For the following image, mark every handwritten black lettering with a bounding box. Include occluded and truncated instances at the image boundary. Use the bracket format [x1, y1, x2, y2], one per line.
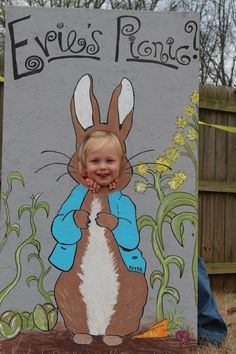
[8, 17, 103, 80]
[8, 15, 44, 80]
[115, 15, 198, 70]
[129, 266, 143, 273]
[8, 14, 198, 80]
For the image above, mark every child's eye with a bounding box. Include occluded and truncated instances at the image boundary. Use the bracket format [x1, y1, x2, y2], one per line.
[91, 159, 99, 163]
[107, 159, 114, 163]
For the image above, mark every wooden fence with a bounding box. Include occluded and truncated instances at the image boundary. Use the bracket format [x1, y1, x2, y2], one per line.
[199, 85, 236, 291]
[0, 82, 236, 291]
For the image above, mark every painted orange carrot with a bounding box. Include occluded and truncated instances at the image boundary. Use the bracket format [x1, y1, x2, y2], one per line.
[134, 319, 169, 338]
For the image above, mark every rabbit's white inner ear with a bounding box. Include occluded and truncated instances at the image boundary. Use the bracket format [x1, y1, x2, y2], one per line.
[74, 75, 93, 129]
[118, 78, 134, 124]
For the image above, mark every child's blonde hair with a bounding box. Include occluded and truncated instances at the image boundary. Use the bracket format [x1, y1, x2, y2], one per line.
[79, 131, 126, 173]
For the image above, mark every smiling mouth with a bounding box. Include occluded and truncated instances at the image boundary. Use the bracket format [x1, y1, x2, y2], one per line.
[98, 174, 109, 178]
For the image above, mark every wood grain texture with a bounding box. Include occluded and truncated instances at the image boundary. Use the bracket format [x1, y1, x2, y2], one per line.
[200, 86, 216, 263]
[224, 102, 236, 291]
[199, 85, 236, 291]
[199, 180, 236, 193]
[206, 262, 236, 274]
[212, 86, 228, 289]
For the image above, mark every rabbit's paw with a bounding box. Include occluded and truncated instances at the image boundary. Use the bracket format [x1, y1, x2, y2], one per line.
[73, 333, 93, 345]
[74, 210, 91, 229]
[86, 178, 101, 193]
[96, 212, 118, 230]
[103, 335, 123, 346]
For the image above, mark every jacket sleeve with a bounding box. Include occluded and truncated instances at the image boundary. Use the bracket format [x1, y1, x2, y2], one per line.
[51, 186, 86, 245]
[112, 195, 140, 250]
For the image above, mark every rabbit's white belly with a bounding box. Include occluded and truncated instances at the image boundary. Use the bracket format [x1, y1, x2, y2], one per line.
[78, 196, 120, 335]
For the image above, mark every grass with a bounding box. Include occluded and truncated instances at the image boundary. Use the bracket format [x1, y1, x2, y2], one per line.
[197, 292, 236, 354]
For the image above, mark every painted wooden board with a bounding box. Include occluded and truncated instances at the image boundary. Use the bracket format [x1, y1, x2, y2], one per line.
[0, 7, 199, 353]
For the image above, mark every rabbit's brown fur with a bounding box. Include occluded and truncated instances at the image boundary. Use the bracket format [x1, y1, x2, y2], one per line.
[54, 74, 148, 338]
[55, 190, 147, 336]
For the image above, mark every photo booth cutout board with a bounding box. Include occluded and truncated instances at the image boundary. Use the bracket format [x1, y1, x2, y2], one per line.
[0, 7, 199, 352]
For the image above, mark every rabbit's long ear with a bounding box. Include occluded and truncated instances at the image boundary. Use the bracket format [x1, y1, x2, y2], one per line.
[107, 78, 134, 141]
[70, 74, 100, 144]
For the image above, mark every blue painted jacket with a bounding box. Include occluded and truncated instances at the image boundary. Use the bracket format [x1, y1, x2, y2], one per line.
[49, 185, 146, 273]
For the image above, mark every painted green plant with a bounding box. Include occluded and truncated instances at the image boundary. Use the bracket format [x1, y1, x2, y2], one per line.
[26, 253, 54, 304]
[0, 193, 49, 306]
[0, 311, 22, 339]
[0, 171, 57, 339]
[135, 91, 198, 322]
[166, 299, 191, 336]
[0, 172, 24, 252]
[0, 303, 58, 339]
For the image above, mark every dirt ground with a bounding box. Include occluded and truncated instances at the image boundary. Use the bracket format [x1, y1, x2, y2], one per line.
[2, 291, 235, 354]
[197, 292, 236, 354]
[0, 328, 197, 354]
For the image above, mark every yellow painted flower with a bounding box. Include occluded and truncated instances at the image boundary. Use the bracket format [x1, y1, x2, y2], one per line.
[155, 156, 171, 173]
[173, 132, 185, 146]
[168, 179, 179, 191]
[189, 143, 196, 150]
[135, 161, 149, 176]
[165, 146, 180, 162]
[168, 172, 187, 190]
[190, 91, 199, 105]
[184, 105, 195, 117]
[187, 128, 198, 141]
[134, 181, 148, 194]
[176, 117, 188, 128]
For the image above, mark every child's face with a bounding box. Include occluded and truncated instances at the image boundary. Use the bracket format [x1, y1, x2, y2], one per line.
[85, 142, 121, 187]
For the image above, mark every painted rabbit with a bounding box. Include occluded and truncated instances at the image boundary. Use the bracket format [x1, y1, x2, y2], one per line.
[49, 74, 148, 346]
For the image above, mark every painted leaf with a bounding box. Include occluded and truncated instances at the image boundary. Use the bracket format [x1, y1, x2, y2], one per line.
[18, 205, 31, 218]
[27, 252, 39, 262]
[150, 270, 164, 288]
[7, 171, 25, 190]
[137, 215, 156, 232]
[32, 193, 42, 208]
[171, 212, 198, 246]
[47, 290, 55, 298]
[44, 266, 52, 277]
[26, 275, 38, 287]
[180, 151, 191, 158]
[165, 255, 185, 278]
[33, 303, 57, 331]
[43, 303, 55, 312]
[0, 192, 7, 201]
[163, 214, 172, 223]
[26, 313, 34, 331]
[9, 223, 20, 237]
[30, 240, 41, 254]
[36, 201, 50, 217]
[164, 287, 180, 303]
[33, 304, 49, 331]
[0, 312, 22, 339]
[47, 308, 58, 330]
[163, 211, 184, 246]
[43, 303, 58, 330]
[156, 192, 197, 246]
[21, 312, 34, 331]
[1, 311, 15, 322]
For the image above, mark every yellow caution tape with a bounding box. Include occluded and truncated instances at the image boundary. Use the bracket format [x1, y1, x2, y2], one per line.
[199, 121, 236, 134]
